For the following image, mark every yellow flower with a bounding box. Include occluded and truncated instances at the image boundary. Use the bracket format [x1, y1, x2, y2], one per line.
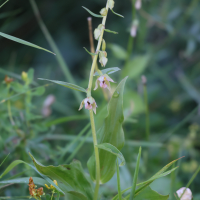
[45, 180, 58, 190]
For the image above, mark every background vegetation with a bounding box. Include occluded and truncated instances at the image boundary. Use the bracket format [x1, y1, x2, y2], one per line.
[0, 0, 200, 199]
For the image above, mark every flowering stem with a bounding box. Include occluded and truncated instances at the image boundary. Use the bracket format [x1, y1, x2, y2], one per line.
[87, 1, 109, 97]
[89, 109, 100, 200]
[87, 1, 109, 199]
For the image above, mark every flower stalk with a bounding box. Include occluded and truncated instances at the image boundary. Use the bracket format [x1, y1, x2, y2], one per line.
[86, 1, 109, 199]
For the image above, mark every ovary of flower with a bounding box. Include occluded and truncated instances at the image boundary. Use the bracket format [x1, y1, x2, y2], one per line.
[94, 75, 114, 91]
[176, 187, 192, 200]
[135, 0, 142, 10]
[79, 97, 97, 114]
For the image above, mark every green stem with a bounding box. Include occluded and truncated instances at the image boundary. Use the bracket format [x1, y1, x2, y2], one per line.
[116, 160, 122, 200]
[86, 2, 109, 199]
[90, 110, 100, 200]
[7, 100, 15, 126]
[143, 84, 150, 141]
[29, 0, 83, 103]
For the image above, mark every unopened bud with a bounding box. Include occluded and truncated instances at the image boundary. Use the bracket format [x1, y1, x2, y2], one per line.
[21, 71, 28, 82]
[102, 39, 106, 51]
[130, 19, 139, 37]
[108, 0, 115, 9]
[100, 8, 107, 16]
[135, 0, 142, 10]
[94, 24, 104, 40]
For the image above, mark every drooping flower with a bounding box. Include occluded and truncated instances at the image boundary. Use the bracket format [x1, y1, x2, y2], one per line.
[135, 0, 142, 10]
[94, 74, 114, 91]
[176, 187, 192, 200]
[99, 51, 108, 67]
[79, 97, 97, 114]
[94, 24, 104, 40]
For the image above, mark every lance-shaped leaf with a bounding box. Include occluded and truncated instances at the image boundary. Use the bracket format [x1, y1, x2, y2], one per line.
[104, 29, 118, 34]
[0, 32, 55, 55]
[0, 177, 48, 186]
[82, 6, 103, 18]
[83, 47, 98, 56]
[96, 143, 125, 166]
[94, 67, 121, 76]
[29, 153, 94, 200]
[38, 78, 87, 93]
[87, 77, 128, 184]
[111, 9, 124, 18]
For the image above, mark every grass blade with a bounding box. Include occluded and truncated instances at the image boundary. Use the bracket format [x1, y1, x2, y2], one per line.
[0, 153, 10, 167]
[129, 147, 141, 200]
[179, 166, 200, 200]
[0, 0, 9, 9]
[0, 32, 55, 55]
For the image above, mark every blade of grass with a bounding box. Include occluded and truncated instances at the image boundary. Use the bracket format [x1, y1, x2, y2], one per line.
[129, 147, 141, 200]
[116, 159, 122, 200]
[0, 32, 55, 55]
[179, 166, 200, 200]
[170, 163, 176, 200]
[29, 0, 83, 103]
[0, 153, 10, 167]
[0, 0, 9, 9]
[46, 115, 89, 127]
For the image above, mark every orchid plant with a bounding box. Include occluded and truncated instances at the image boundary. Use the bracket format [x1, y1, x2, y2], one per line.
[0, 0, 184, 200]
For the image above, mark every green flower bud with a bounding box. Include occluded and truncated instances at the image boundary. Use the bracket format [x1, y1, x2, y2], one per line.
[94, 28, 101, 40]
[94, 24, 105, 40]
[99, 51, 108, 67]
[102, 39, 106, 51]
[21, 71, 28, 82]
[100, 8, 108, 16]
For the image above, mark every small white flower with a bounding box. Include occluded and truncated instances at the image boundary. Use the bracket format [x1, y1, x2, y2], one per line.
[135, 0, 142, 10]
[176, 187, 192, 200]
[94, 74, 114, 91]
[79, 97, 97, 114]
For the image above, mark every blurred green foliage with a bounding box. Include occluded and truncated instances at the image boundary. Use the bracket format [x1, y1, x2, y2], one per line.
[0, 0, 200, 199]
